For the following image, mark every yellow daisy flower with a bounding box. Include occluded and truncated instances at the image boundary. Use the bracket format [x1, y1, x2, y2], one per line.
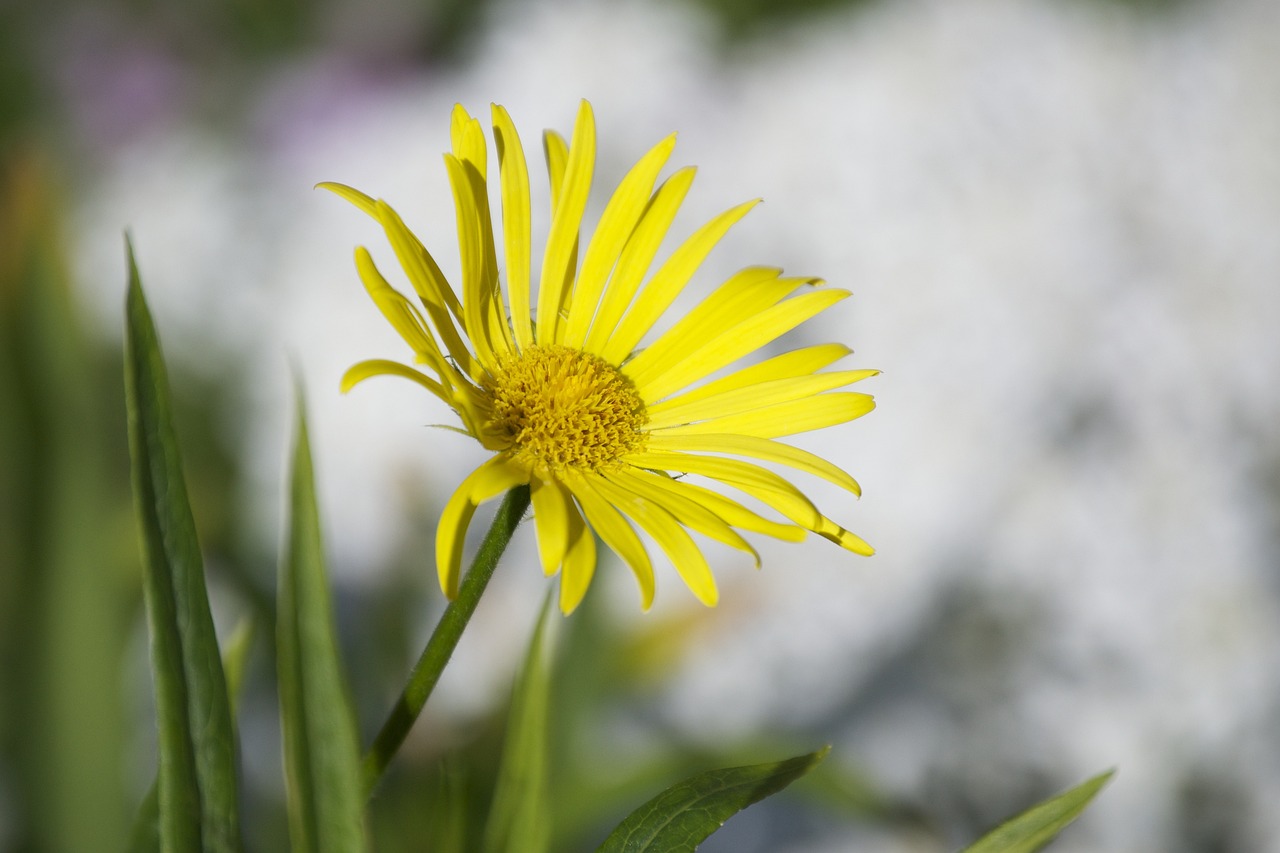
[323, 100, 876, 614]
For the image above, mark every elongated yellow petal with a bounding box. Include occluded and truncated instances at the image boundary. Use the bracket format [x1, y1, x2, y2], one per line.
[558, 505, 596, 614]
[492, 104, 534, 350]
[626, 450, 822, 529]
[354, 248, 451, 373]
[600, 469, 759, 566]
[544, 129, 569, 212]
[646, 371, 878, 430]
[450, 104, 487, 179]
[655, 392, 875, 439]
[602, 198, 760, 365]
[622, 267, 791, 387]
[530, 477, 573, 576]
[584, 167, 696, 356]
[647, 433, 862, 497]
[541, 126, 578, 344]
[449, 110, 514, 358]
[815, 516, 875, 555]
[647, 344, 852, 414]
[640, 288, 850, 402]
[539, 101, 595, 345]
[561, 133, 678, 348]
[445, 155, 514, 368]
[316, 181, 378, 217]
[569, 475, 655, 610]
[436, 458, 530, 598]
[599, 482, 718, 607]
[633, 476, 807, 543]
[340, 359, 448, 399]
[374, 201, 477, 379]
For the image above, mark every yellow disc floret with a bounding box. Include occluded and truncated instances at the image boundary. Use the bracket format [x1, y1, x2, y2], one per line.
[483, 345, 647, 473]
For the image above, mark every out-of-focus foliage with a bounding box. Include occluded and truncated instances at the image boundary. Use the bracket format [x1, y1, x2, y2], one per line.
[0, 153, 134, 853]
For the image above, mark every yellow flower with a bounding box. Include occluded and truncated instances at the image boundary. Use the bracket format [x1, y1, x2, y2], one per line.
[323, 100, 876, 614]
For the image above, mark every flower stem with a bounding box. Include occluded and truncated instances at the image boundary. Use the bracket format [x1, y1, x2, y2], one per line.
[361, 485, 531, 798]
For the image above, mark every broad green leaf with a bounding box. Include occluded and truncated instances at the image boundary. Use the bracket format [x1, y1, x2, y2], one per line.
[278, 393, 367, 853]
[961, 770, 1115, 853]
[124, 239, 242, 853]
[128, 620, 256, 853]
[483, 594, 555, 853]
[597, 747, 830, 853]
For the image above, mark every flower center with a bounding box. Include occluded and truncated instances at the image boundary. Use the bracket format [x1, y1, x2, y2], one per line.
[484, 344, 648, 472]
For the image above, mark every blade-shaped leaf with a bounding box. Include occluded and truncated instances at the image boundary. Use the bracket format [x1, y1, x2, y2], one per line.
[483, 594, 555, 853]
[128, 619, 256, 853]
[961, 770, 1115, 853]
[597, 747, 830, 853]
[124, 239, 242, 853]
[278, 393, 367, 853]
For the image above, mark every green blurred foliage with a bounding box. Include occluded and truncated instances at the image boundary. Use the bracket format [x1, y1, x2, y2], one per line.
[0, 152, 134, 853]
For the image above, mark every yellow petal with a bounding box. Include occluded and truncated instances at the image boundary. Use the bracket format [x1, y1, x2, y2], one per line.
[341, 357, 449, 398]
[374, 201, 477, 379]
[655, 392, 875, 439]
[354, 248, 449, 372]
[626, 450, 822, 529]
[647, 344, 852, 414]
[647, 433, 863, 497]
[601, 198, 760, 365]
[815, 516, 875, 556]
[538, 101, 595, 345]
[639, 288, 850, 402]
[450, 104, 487, 180]
[316, 181, 378, 217]
[645, 371, 877, 430]
[543, 129, 569, 213]
[568, 474, 655, 610]
[635, 476, 807, 543]
[561, 133, 678, 349]
[530, 476, 573, 576]
[622, 267, 793, 388]
[558, 505, 597, 614]
[492, 104, 534, 350]
[600, 469, 759, 567]
[583, 167, 696, 356]
[601, 484, 718, 607]
[444, 154, 512, 368]
[435, 458, 530, 598]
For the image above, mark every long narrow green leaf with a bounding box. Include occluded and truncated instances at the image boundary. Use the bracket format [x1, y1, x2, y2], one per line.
[278, 392, 367, 853]
[961, 770, 1115, 853]
[597, 747, 830, 853]
[124, 238, 242, 853]
[128, 619, 256, 853]
[483, 594, 555, 853]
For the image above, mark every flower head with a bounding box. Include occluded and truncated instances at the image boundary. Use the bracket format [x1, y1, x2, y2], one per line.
[323, 100, 876, 613]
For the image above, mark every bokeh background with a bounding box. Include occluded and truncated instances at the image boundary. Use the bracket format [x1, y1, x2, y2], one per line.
[4, 0, 1280, 850]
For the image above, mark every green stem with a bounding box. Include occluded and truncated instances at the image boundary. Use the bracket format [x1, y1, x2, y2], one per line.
[361, 485, 531, 798]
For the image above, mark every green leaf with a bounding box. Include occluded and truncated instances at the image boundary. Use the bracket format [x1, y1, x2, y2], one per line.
[483, 594, 555, 853]
[128, 620, 256, 853]
[961, 770, 1115, 853]
[124, 238, 242, 853]
[278, 391, 367, 853]
[597, 747, 830, 853]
